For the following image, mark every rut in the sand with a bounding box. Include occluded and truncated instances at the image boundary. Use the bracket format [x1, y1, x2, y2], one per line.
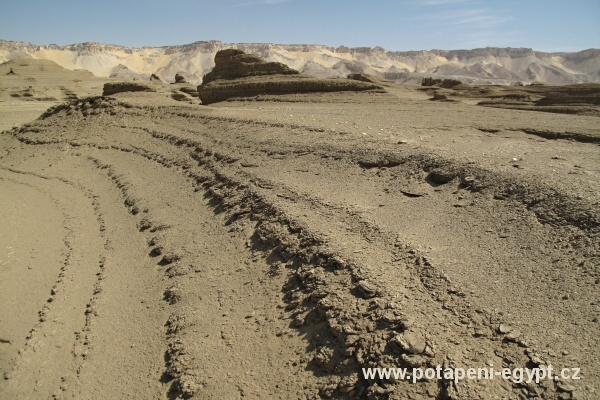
[0, 162, 169, 399]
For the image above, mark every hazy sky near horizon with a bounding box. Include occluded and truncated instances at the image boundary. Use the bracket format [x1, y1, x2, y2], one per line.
[0, 0, 598, 52]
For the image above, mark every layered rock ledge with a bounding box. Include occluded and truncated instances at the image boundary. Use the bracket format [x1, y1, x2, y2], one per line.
[198, 49, 383, 104]
[103, 82, 157, 96]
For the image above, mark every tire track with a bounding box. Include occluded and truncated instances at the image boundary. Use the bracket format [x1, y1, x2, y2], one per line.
[0, 155, 170, 399]
[0, 167, 104, 399]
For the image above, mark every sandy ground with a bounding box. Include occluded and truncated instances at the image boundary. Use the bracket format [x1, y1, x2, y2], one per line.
[0, 62, 599, 399]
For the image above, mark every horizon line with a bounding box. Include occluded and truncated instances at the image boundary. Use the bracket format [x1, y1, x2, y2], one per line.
[0, 38, 597, 54]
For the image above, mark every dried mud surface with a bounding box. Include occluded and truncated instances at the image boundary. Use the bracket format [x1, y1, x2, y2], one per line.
[0, 70, 599, 400]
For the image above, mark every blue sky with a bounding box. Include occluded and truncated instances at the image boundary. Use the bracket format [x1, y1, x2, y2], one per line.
[0, 0, 598, 52]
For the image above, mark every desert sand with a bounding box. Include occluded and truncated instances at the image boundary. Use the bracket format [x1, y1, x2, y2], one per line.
[0, 57, 598, 400]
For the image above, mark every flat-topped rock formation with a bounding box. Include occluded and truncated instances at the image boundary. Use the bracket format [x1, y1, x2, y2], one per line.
[201, 49, 299, 85]
[102, 82, 157, 96]
[198, 50, 383, 104]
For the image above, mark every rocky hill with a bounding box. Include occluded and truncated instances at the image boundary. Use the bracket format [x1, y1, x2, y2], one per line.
[1, 40, 599, 85]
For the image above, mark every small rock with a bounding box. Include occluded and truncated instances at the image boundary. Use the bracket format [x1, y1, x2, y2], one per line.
[310, 288, 329, 302]
[338, 374, 359, 392]
[373, 385, 391, 394]
[291, 315, 305, 327]
[395, 331, 427, 354]
[356, 280, 378, 298]
[557, 382, 576, 393]
[530, 354, 544, 365]
[498, 324, 512, 334]
[159, 252, 181, 266]
[318, 296, 337, 312]
[429, 167, 459, 184]
[314, 347, 336, 372]
[345, 335, 360, 346]
[504, 330, 521, 342]
[432, 92, 447, 100]
[402, 354, 428, 367]
[163, 287, 181, 304]
[342, 347, 355, 356]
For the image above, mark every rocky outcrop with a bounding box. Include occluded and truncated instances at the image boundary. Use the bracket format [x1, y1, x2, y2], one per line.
[102, 82, 157, 96]
[421, 77, 462, 88]
[347, 73, 376, 83]
[198, 75, 384, 104]
[178, 86, 199, 98]
[430, 92, 455, 102]
[201, 49, 299, 85]
[197, 50, 383, 104]
[175, 73, 187, 83]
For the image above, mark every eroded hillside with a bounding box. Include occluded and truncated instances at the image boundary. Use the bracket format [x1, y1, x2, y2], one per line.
[1, 39, 599, 85]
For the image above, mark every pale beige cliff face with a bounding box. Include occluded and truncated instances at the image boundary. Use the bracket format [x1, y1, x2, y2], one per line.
[2, 40, 599, 85]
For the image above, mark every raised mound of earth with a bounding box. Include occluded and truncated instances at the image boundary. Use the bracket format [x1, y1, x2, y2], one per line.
[197, 49, 384, 104]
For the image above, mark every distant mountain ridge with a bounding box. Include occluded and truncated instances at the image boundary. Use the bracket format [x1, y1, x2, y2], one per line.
[1, 40, 599, 85]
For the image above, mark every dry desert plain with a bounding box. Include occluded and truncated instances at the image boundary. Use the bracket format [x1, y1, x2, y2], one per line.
[0, 59, 599, 399]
